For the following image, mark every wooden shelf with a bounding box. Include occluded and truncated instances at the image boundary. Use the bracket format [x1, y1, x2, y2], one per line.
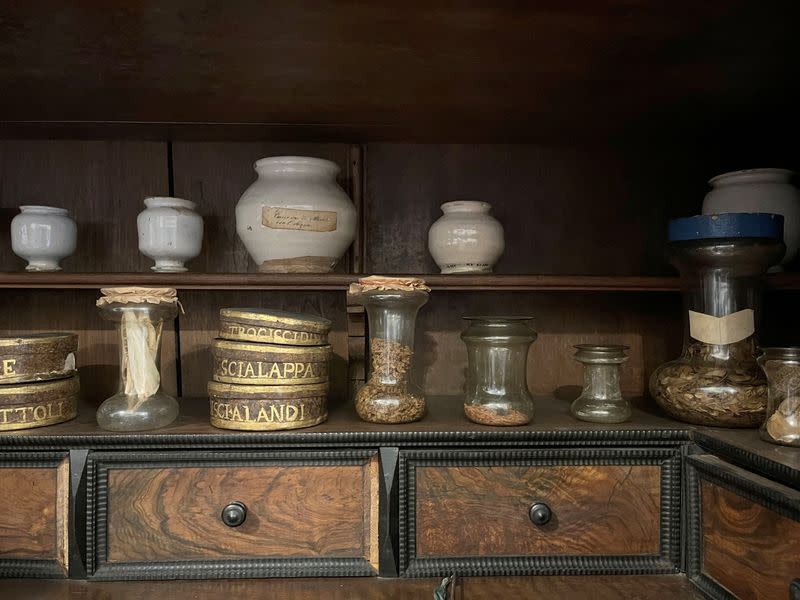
[0, 272, 798, 292]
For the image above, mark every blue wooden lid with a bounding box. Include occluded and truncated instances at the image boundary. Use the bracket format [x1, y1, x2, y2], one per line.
[668, 213, 784, 242]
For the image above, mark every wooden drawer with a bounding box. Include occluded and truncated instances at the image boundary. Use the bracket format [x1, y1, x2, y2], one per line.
[87, 451, 379, 580]
[400, 448, 681, 577]
[687, 454, 800, 600]
[0, 452, 69, 578]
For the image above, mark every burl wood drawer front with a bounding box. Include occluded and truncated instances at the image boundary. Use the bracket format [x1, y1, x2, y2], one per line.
[688, 454, 800, 600]
[0, 453, 69, 578]
[88, 451, 379, 580]
[400, 449, 682, 577]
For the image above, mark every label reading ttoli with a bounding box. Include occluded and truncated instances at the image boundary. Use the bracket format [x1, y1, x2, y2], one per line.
[262, 207, 337, 232]
[688, 309, 755, 345]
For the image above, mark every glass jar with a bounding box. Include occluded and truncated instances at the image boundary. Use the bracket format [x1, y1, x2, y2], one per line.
[97, 290, 180, 431]
[351, 278, 429, 423]
[461, 316, 537, 426]
[758, 347, 800, 446]
[649, 213, 785, 427]
[571, 345, 630, 423]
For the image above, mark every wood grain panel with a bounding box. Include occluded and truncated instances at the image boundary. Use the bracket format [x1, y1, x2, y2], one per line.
[702, 481, 800, 600]
[0, 574, 705, 600]
[106, 459, 378, 562]
[0, 458, 69, 571]
[171, 142, 353, 274]
[0, 140, 168, 272]
[364, 143, 706, 275]
[176, 290, 347, 401]
[415, 464, 661, 557]
[415, 291, 682, 397]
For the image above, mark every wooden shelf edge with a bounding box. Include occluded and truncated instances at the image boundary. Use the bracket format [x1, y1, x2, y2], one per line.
[0, 272, 797, 292]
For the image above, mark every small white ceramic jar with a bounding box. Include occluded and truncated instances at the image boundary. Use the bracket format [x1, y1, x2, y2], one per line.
[137, 197, 203, 272]
[11, 205, 77, 271]
[702, 168, 800, 268]
[236, 156, 357, 273]
[428, 201, 504, 274]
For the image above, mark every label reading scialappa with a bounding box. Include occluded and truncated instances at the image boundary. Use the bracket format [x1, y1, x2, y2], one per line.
[262, 206, 338, 232]
[214, 358, 329, 384]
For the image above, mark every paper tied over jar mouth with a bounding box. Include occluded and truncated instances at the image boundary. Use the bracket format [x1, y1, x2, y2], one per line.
[348, 275, 431, 295]
[96, 287, 185, 313]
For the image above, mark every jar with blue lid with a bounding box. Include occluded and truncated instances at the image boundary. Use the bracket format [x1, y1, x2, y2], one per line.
[649, 213, 785, 426]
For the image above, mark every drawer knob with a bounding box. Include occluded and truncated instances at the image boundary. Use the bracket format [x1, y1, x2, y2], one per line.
[221, 501, 247, 527]
[528, 502, 552, 526]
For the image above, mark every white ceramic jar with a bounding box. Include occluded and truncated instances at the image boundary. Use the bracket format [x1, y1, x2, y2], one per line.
[428, 201, 504, 274]
[702, 168, 800, 267]
[11, 205, 77, 271]
[236, 156, 357, 273]
[137, 197, 204, 272]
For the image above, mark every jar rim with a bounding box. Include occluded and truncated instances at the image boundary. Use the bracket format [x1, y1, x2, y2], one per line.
[709, 168, 794, 185]
[574, 344, 630, 352]
[254, 156, 340, 177]
[441, 200, 491, 213]
[463, 315, 534, 322]
[144, 196, 197, 210]
[760, 346, 800, 358]
[19, 205, 69, 215]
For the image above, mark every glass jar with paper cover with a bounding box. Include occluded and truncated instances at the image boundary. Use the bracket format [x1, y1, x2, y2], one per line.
[96, 287, 181, 431]
[649, 214, 785, 426]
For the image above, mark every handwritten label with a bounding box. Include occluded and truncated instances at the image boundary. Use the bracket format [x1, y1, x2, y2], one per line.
[262, 207, 337, 232]
[689, 309, 755, 345]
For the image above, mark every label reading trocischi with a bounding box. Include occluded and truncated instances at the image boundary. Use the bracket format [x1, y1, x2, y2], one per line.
[262, 206, 338, 232]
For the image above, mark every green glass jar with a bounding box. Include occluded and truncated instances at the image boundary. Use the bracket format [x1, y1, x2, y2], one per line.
[461, 316, 536, 426]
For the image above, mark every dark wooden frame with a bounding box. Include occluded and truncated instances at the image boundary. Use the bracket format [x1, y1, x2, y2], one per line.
[685, 452, 800, 600]
[85, 449, 379, 581]
[398, 447, 683, 578]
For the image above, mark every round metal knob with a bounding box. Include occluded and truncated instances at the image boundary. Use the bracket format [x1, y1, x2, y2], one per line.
[528, 502, 552, 526]
[221, 501, 247, 527]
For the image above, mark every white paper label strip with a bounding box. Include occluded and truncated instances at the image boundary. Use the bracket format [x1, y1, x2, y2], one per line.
[688, 309, 755, 346]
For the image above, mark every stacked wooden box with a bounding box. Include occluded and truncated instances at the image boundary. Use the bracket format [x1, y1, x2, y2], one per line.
[0, 333, 79, 430]
[208, 308, 332, 430]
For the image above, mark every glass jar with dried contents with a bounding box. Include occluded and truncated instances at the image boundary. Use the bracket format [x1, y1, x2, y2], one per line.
[96, 287, 181, 431]
[350, 276, 429, 423]
[758, 348, 800, 446]
[649, 214, 785, 426]
[571, 344, 631, 424]
[461, 316, 537, 426]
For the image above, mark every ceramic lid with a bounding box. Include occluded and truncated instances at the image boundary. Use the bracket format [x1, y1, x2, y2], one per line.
[219, 308, 332, 333]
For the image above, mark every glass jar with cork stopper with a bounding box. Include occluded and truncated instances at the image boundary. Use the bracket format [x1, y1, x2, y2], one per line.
[349, 276, 429, 423]
[96, 287, 181, 431]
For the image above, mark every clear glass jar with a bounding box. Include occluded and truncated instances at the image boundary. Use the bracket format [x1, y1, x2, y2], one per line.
[758, 347, 800, 446]
[461, 316, 537, 426]
[649, 213, 785, 427]
[571, 345, 631, 423]
[353, 287, 429, 423]
[97, 301, 179, 431]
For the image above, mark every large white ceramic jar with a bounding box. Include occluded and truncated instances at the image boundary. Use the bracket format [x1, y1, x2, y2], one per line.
[702, 168, 800, 267]
[428, 201, 504, 274]
[11, 205, 77, 271]
[236, 156, 357, 273]
[137, 197, 204, 272]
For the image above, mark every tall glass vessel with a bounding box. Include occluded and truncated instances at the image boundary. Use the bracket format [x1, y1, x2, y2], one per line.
[571, 345, 630, 423]
[351, 278, 429, 423]
[649, 213, 784, 426]
[461, 316, 536, 426]
[96, 288, 180, 431]
[758, 347, 800, 446]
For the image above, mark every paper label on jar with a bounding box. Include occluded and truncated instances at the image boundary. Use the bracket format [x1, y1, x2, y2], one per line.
[262, 207, 337, 232]
[688, 309, 754, 345]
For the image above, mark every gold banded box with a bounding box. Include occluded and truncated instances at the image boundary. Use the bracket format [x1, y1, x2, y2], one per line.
[0, 333, 78, 384]
[208, 380, 328, 431]
[0, 375, 79, 431]
[211, 339, 331, 385]
[219, 308, 331, 346]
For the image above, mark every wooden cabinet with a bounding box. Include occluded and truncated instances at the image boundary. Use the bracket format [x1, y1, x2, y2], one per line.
[86, 451, 380, 580]
[400, 448, 682, 577]
[0, 453, 69, 577]
[687, 454, 800, 600]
